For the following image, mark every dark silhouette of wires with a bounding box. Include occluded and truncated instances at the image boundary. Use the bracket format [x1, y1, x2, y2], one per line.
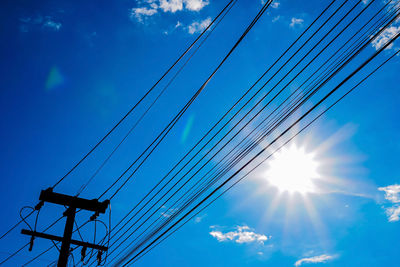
[101, 0, 370, 261]
[106, 2, 397, 259]
[52, 0, 238, 190]
[131, 44, 400, 265]
[90, 1, 339, 261]
[0, 0, 237, 256]
[121, 27, 400, 265]
[0, 0, 237, 251]
[75, 0, 239, 197]
[107, 1, 400, 264]
[96, 0, 275, 202]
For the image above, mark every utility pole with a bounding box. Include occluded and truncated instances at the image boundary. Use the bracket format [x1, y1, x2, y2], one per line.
[21, 188, 109, 267]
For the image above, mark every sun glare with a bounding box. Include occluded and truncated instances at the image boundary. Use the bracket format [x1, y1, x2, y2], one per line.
[266, 144, 319, 194]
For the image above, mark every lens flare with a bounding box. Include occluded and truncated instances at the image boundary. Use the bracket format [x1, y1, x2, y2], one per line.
[45, 66, 64, 90]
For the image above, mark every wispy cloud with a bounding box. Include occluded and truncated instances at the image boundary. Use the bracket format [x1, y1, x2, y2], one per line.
[370, 0, 400, 50]
[194, 214, 206, 223]
[42, 20, 62, 31]
[130, 7, 158, 23]
[271, 1, 280, 9]
[272, 15, 280, 23]
[372, 26, 400, 50]
[294, 254, 337, 266]
[19, 15, 62, 32]
[160, 206, 177, 218]
[384, 206, 400, 222]
[130, 0, 209, 23]
[175, 21, 182, 28]
[379, 185, 400, 203]
[260, 0, 279, 8]
[290, 17, 304, 28]
[379, 184, 400, 222]
[209, 225, 269, 244]
[187, 17, 211, 34]
[159, 0, 184, 13]
[184, 0, 210, 11]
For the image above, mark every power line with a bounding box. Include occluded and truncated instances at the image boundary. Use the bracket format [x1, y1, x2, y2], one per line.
[94, 0, 338, 258]
[97, 0, 275, 201]
[52, 0, 238, 190]
[121, 28, 400, 265]
[109, 2, 396, 257]
[113, 3, 400, 264]
[75, 0, 239, 197]
[103, 0, 366, 260]
[0, 216, 64, 266]
[131, 45, 400, 264]
[0, 0, 237, 247]
[7, 1, 397, 266]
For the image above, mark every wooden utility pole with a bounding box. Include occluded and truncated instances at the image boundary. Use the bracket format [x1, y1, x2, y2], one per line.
[21, 188, 109, 267]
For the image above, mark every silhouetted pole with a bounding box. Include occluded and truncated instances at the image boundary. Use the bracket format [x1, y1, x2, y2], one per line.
[58, 207, 76, 266]
[21, 188, 109, 267]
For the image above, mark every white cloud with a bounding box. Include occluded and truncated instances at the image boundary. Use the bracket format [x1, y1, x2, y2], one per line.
[43, 20, 62, 31]
[372, 26, 400, 50]
[272, 15, 280, 23]
[130, 0, 209, 24]
[185, 0, 209, 11]
[160, 206, 177, 218]
[261, 0, 279, 7]
[379, 184, 400, 203]
[194, 214, 206, 223]
[130, 7, 158, 23]
[159, 0, 184, 12]
[290, 17, 304, 28]
[379, 184, 400, 222]
[209, 225, 269, 244]
[271, 2, 280, 8]
[19, 15, 62, 32]
[187, 17, 211, 34]
[175, 21, 182, 28]
[294, 254, 336, 266]
[385, 205, 400, 222]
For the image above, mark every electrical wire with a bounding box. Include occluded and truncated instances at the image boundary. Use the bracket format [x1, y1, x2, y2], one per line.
[98, 0, 275, 202]
[0, 0, 239, 247]
[113, 3, 400, 262]
[103, 0, 366, 260]
[92, 0, 338, 257]
[131, 46, 400, 264]
[75, 0, 239, 197]
[0, 0, 238, 250]
[0, 215, 64, 266]
[52, 0, 238, 190]
[121, 28, 400, 265]
[108, 3, 395, 257]
[9, 1, 397, 266]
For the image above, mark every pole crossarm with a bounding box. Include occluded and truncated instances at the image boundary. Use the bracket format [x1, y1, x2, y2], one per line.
[22, 188, 110, 266]
[21, 230, 108, 251]
[39, 188, 109, 213]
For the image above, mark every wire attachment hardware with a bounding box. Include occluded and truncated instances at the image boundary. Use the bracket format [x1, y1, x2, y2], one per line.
[28, 236, 35, 251]
[81, 246, 87, 262]
[97, 250, 103, 265]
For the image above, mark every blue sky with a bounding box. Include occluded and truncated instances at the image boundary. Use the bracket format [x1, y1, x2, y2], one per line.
[1, 0, 400, 266]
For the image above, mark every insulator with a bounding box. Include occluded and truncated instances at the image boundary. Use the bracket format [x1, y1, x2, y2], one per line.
[28, 236, 35, 251]
[81, 246, 87, 262]
[97, 251, 103, 265]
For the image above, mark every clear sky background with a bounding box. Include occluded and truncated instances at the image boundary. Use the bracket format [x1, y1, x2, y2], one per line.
[0, 0, 400, 266]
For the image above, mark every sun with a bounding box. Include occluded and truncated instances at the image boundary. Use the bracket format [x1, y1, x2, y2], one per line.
[266, 144, 320, 194]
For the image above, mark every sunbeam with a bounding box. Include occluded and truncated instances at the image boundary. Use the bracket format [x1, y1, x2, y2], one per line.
[265, 144, 320, 194]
